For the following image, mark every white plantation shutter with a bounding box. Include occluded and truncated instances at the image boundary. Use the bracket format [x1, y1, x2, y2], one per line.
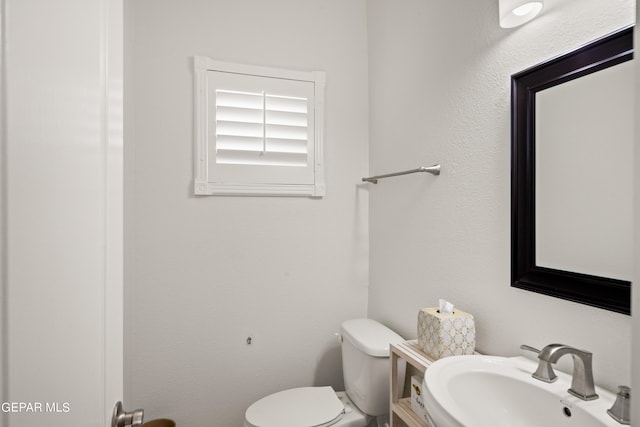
[194, 57, 325, 197]
[215, 90, 309, 167]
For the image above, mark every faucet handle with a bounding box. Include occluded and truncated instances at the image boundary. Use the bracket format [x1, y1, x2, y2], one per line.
[532, 360, 558, 383]
[520, 344, 558, 383]
[520, 344, 540, 354]
[607, 385, 631, 425]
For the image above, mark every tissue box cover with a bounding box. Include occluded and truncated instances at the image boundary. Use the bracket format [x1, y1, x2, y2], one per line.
[417, 307, 475, 360]
[410, 375, 429, 424]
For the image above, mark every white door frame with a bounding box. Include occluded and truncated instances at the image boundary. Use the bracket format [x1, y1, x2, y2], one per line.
[0, 0, 123, 426]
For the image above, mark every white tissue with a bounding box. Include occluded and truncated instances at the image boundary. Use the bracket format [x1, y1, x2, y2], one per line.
[439, 298, 454, 314]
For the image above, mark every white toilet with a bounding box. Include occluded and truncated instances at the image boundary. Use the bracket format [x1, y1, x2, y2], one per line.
[244, 318, 406, 427]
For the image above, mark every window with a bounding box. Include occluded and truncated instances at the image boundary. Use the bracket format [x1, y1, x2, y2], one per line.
[194, 57, 326, 196]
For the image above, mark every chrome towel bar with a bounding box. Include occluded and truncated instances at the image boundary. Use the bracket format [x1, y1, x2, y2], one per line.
[362, 164, 441, 184]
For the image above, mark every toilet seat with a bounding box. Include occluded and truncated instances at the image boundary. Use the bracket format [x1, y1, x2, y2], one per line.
[244, 386, 345, 427]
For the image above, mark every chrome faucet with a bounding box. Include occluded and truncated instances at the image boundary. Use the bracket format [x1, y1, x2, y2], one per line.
[521, 343, 598, 401]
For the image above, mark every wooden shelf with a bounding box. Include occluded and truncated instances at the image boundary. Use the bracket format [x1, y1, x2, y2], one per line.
[392, 398, 427, 426]
[390, 340, 433, 427]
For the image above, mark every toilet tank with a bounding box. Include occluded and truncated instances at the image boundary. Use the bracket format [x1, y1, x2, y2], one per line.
[340, 319, 405, 416]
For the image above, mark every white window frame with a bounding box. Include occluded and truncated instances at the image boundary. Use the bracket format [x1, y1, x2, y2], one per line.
[194, 56, 326, 197]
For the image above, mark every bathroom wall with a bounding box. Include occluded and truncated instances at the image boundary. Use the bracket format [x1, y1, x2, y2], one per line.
[124, 0, 370, 425]
[367, 0, 635, 392]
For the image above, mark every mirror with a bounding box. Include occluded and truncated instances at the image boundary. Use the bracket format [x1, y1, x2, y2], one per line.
[535, 61, 634, 280]
[510, 26, 633, 315]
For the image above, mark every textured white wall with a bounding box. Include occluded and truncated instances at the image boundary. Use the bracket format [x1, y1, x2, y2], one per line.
[367, 0, 635, 392]
[124, 0, 370, 425]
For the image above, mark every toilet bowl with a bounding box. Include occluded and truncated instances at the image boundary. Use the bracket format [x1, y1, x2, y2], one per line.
[243, 319, 405, 427]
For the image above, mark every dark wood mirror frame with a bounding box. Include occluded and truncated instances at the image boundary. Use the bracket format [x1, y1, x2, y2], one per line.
[511, 25, 633, 315]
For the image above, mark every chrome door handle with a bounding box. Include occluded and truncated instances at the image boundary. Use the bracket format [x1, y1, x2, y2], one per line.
[112, 401, 144, 427]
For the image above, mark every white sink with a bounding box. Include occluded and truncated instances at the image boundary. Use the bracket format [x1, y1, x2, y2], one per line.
[423, 355, 621, 427]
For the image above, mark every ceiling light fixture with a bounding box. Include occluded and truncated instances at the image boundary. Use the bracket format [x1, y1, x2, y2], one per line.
[500, 0, 544, 28]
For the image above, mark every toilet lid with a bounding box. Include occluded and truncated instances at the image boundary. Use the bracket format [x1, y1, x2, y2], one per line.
[245, 386, 344, 427]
